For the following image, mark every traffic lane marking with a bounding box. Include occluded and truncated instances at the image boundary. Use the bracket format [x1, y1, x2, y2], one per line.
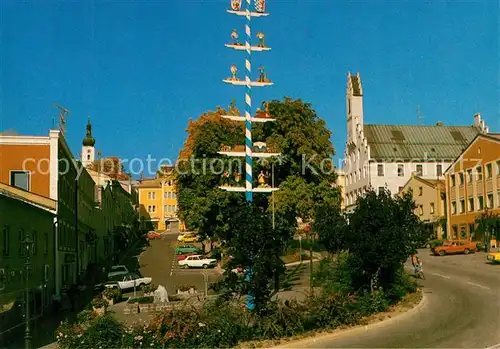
[467, 281, 490, 290]
[432, 272, 451, 279]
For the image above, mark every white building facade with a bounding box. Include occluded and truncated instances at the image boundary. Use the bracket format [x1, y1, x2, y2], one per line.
[343, 72, 489, 212]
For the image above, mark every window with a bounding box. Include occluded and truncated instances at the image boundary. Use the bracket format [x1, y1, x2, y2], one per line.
[468, 197, 474, 212]
[18, 229, 26, 257]
[459, 173, 464, 185]
[477, 166, 482, 181]
[418, 187, 423, 196]
[164, 205, 168, 213]
[32, 230, 37, 256]
[451, 175, 456, 187]
[164, 192, 168, 199]
[397, 164, 404, 177]
[148, 205, 152, 213]
[467, 169, 473, 183]
[378, 187, 384, 195]
[478, 196, 484, 210]
[419, 205, 423, 216]
[44, 265, 50, 282]
[377, 164, 384, 177]
[487, 193, 494, 208]
[436, 164, 443, 177]
[10, 170, 30, 191]
[416, 164, 423, 176]
[430, 202, 435, 214]
[0, 269, 5, 291]
[486, 163, 492, 179]
[148, 192, 156, 200]
[451, 201, 457, 215]
[459, 199, 465, 214]
[87, 154, 90, 160]
[2, 226, 9, 256]
[152, 205, 156, 212]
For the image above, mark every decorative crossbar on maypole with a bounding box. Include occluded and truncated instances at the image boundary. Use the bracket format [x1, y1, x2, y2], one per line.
[220, 0, 278, 202]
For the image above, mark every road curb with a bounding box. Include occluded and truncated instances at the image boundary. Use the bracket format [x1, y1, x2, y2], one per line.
[269, 289, 427, 348]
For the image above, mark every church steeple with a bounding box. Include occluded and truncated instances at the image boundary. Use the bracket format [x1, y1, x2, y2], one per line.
[81, 116, 96, 166]
[82, 116, 96, 146]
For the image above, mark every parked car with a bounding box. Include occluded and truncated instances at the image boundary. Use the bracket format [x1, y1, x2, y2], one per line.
[177, 231, 195, 242]
[432, 240, 477, 256]
[176, 253, 197, 261]
[107, 265, 129, 279]
[486, 252, 500, 263]
[178, 255, 217, 269]
[175, 244, 200, 255]
[147, 231, 161, 240]
[178, 234, 200, 243]
[104, 273, 152, 291]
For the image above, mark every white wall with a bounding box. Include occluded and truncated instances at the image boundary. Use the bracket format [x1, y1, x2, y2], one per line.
[370, 161, 451, 195]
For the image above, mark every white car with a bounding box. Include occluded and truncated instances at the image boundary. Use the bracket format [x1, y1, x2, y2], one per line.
[178, 255, 217, 269]
[107, 265, 129, 279]
[104, 273, 152, 291]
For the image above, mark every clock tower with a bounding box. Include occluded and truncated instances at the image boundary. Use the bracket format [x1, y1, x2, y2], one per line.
[81, 116, 96, 167]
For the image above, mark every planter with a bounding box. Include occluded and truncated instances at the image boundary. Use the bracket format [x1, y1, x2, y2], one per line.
[104, 296, 114, 306]
[92, 306, 105, 316]
[139, 304, 150, 313]
[155, 304, 163, 312]
[189, 288, 195, 294]
[131, 305, 139, 314]
[123, 306, 131, 315]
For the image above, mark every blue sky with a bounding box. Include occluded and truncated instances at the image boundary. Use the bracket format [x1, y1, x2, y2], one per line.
[1, 0, 498, 175]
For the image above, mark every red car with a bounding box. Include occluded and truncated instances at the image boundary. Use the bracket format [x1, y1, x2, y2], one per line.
[176, 253, 197, 261]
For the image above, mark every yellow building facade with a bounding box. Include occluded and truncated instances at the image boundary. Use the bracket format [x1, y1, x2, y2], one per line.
[445, 134, 500, 240]
[138, 176, 184, 232]
[399, 175, 446, 239]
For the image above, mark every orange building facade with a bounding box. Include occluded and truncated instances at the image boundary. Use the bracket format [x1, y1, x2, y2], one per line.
[445, 134, 500, 240]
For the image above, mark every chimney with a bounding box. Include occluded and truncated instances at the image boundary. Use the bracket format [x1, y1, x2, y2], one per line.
[436, 121, 443, 126]
[473, 113, 481, 127]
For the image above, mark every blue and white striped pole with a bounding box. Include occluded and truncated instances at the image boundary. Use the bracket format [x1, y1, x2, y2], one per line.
[244, 0, 256, 311]
[244, 0, 253, 203]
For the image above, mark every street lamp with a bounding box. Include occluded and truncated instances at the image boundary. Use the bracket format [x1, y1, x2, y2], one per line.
[21, 232, 34, 349]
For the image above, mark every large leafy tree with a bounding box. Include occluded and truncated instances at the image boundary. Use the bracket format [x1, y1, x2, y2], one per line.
[176, 99, 340, 310]
[346, 188, 430, 293]
[313, 204, 348, 255]
[177, 98, 341, 237]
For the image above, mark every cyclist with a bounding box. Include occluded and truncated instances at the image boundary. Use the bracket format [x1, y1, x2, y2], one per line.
[411, 252, 424, 279]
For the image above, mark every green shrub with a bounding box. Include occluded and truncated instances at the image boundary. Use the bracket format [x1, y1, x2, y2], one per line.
[136, 296, 154, 304]
[142, 283, 156, 294]
[102, 288, 122, 302]
[91, 297, 108, 309]
[56, 314, 124, 349]
[76, 310, 96, 324]
[385, 267, 417, 302]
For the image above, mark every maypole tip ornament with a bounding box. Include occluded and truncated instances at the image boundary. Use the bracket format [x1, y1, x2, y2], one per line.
[254, 0, 266, 13]
[231, 0, 242, 11]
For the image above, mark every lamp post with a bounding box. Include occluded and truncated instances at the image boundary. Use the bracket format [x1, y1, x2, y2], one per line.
[22, 232, 34, 349]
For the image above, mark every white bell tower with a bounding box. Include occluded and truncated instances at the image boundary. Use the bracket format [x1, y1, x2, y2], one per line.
[81, 116, 96, 166]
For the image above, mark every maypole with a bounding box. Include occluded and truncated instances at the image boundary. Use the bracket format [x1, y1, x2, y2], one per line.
[220, 0, 278, 310]
[244, 0, 253, 202]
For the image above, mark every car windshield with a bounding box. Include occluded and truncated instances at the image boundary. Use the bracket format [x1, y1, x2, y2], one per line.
[109, 274, 125, 282]
[111, 266, 126, 272]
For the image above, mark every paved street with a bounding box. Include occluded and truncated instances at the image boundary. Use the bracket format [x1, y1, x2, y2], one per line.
[138, 233, 222, 296]
[280, 249, 500, 348]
